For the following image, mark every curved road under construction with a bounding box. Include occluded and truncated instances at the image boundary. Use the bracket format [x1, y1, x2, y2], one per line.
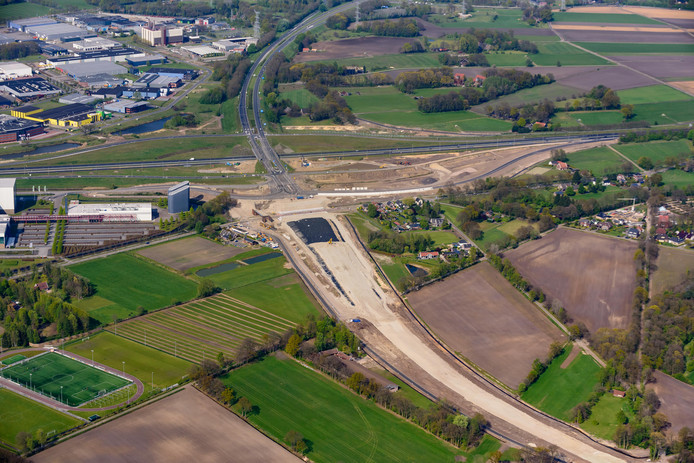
[232, 3, 641, 462]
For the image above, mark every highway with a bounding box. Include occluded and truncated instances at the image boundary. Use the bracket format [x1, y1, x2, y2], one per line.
[239, 0, 372, 195]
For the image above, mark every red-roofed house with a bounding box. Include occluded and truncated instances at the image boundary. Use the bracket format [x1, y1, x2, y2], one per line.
[555, 161, 569, 171]
[418, 251, 439, 260]
[454, 73, 466, 86]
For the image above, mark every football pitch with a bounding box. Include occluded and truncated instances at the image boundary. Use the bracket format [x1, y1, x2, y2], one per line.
[1, 352, 131, 406]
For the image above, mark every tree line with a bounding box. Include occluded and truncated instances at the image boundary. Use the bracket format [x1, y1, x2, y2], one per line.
[0, 42, 40, 61]
[416, 69, 554, 113]
[355, 18, 421, 37]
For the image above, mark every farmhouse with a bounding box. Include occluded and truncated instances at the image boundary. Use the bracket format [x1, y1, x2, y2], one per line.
[418, 251, 439, 260]
[555, 161, 569, 171]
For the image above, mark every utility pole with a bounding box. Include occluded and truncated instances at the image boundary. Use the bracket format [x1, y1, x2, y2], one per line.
[355, 3, 360, 27]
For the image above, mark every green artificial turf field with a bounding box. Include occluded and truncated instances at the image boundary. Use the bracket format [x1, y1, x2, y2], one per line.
[66, 331, 191, 388]
[0, 389, 81, 447]
[521, 344, 602, 421]
[1, 352, 131, 406]
[223, 355, 464, 462]
[71, 253, 197, 324]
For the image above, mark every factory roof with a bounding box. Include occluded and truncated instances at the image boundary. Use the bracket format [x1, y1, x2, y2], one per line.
[25, 23, 87, 37]
[0, 178, 17, 188]
[59, 93, 98, 105]
[58, 61, 127, 78]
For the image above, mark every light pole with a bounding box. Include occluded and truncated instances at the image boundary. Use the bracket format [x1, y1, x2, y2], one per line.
[60, 386, 63, 404]
[29, 373, 32, 390]
[122, 361, 125, 376]
[91, 349, 94, 365]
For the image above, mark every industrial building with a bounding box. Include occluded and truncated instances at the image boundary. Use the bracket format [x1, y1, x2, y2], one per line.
[0, 215, 10, 248]
[11, 103, 102, 127]
[168, 181, 190, 214]
[25, 23, 89, 41]
[67, 202, 152, 221]
[0, 62, 33, 80]
[148, 67, 198, 80]
[0, 78, 61, 100]
[133, 73, 182, 89]
[91, 86, 124, 99]
[57, 61, 127, 78]
[8, 17, 57, 32]
[182, 45, 223, 58]
[102, 99, 149, 114]
[0, 115, 44, 143]
[138, 23, 183, 46]
[59, 93, 98, 104]
[125, 54, 166, 67]
[212, 37, 257, 53]
[45, 48, 143, 66]
[0, 178, 16, 214]
[72, 37, 122, 52]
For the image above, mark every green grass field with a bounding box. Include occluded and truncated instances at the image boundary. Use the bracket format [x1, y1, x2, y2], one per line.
[32, 137, 250, 167]
[532, 42, 611, 66]
[631, 100, 694, 124]
[475, 223, 512, 251]
[406, 230, 458, 247]
[552, 110, 624, 127]
[565, 146, 625, 175]
[109, 292, 298, 363]
[617, 85, 694, 105]
[614, 139, 692, 166]
[1, 354, 26, 365]
[485, 52, 530, 66]
[660, 169, 694, 188]
[225, 273, 321, 323]
[0, 2, 50, 19]
[280, 88, 319, 107]
[431, 8, 534, 29]
[552, 12, 662, 24]
[580, 394, 633, 440]
[71, 253, 198, 324]
[206, 253, 293, 290]
[316, 53, 442, 71]
[576, 42, 694, 55]
[0, 389, 81, 447]
[1, 352, 131, 406]
[66, 331, 191, 388]
[522, 344, 602, 421]
[223, 355, 464, 462]
[268, 134, 439, 153]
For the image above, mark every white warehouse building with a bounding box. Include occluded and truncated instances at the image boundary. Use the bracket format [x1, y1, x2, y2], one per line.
[0, 62, 33, 80]
[0, 178, 16, 214]
[67, 202, 152, 221]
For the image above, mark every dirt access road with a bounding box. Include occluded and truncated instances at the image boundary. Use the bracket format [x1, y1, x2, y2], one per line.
[270, 207, 635, 463]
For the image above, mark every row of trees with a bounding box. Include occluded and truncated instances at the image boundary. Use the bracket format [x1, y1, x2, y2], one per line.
[203, 55, 252, 104]
[415, 69, 554, 113]
[0, 42, 40, 60]
[487, 99, 557, 126]
[395, 67, 455, 93]
[355, 18, 421, 37]
[518, 342, 564, 393]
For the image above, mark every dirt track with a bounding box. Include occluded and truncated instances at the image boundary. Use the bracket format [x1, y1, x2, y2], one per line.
[34, 386, 301, 463]
[272, 210, 634, 463]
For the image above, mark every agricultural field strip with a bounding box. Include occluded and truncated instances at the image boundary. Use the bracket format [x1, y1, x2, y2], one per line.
[112, 321, 223, 354]
[175, 304, 286, 339]
[139, 317, 239, 352]
[112, 325, 224, 362]
[193, 296, 295, 330]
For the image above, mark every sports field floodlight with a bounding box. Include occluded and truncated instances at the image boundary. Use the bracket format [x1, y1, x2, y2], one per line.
[91, 350, 94, 365]
[122, 361, 125, 376]
[60, 386, 63, 403]
[29, 373, 32, 390]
